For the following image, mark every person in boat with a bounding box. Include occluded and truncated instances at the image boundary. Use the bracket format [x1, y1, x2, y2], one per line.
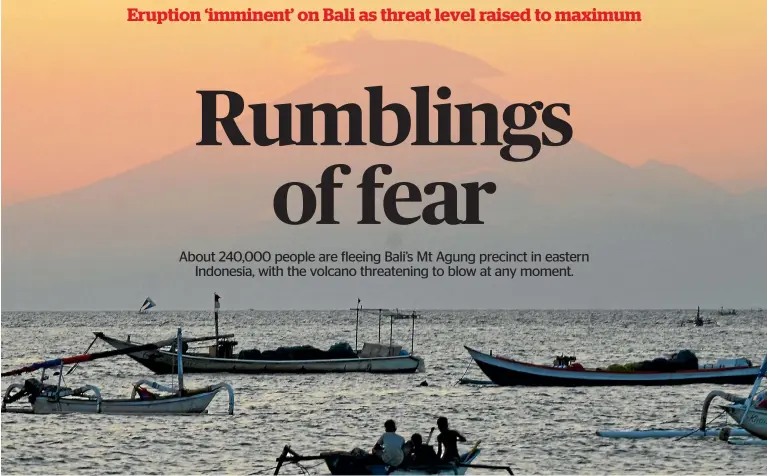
[372, 419, 405, 467]
[405, 433, 439, 467]
[436, 416, 466, 463]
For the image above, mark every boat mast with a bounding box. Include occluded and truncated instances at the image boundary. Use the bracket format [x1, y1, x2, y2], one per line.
[411, 311, 415, 354]
[176, 327, 184, 394]
[378, 309, 382, 344]
[355, 298, 361, 352]
[390, 309, 394, 354]
[214, 293, 221, 351]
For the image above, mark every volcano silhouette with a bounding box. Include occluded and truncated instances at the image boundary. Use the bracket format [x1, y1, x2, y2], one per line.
[2, 33, 765, 310]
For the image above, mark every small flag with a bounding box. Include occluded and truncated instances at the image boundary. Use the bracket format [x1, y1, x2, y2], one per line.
[214, 293, 221, 309]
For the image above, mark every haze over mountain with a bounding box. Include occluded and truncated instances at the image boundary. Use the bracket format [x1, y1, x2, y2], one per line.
[3, 35, 765, 311]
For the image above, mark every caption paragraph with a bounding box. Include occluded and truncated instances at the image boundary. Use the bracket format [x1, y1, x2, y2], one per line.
[179, 250, 591, 280]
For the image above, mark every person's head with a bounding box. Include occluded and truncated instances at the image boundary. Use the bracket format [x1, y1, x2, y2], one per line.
[385, 419, 397, 432]
[411, 433, 423, 446]
[437, 416, 448, 431]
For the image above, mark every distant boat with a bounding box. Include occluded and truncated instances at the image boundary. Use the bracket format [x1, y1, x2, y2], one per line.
[681, 306, 715, 326]
[464, 347, 760, 387]
[718, 306, 737, 316]
[138, 297, 156, 314]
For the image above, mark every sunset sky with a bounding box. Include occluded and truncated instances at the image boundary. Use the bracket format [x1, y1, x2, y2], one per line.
[2, 0, 766, 204]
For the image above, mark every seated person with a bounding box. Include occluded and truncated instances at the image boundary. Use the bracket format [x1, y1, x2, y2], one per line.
[372, 419, 405, 467]
[406, 433, 439, 467]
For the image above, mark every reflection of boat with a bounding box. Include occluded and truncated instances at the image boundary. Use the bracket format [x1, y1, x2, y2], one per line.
[138, 296, 156, 313]
[2, 329, 234, 415]
[273, 441, 513, 475]
[96, 295, 425, 375]
[465, 347, 760, 386]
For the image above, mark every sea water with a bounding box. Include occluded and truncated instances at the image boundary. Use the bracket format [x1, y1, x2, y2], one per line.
[1, 310, 765, 474]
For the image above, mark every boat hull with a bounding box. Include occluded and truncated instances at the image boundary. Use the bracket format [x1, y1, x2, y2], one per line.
[723, 405, 767, 439]
[19, 390, 218, 414]
[323, 450, 480, 475]
[465, 347, 760, 387]
[98, 334, 425, 375]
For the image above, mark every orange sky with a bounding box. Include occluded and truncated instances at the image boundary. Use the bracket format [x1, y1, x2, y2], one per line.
[2, 0, 766, 204]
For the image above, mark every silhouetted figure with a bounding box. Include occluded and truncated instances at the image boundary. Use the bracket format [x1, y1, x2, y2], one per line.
[406, 433, 438, 467]
[436, 416, 466, 463]
[372, 419, 405, 467]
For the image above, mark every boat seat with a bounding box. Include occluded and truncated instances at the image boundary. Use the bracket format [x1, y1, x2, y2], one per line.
[359, 343, 402, 358]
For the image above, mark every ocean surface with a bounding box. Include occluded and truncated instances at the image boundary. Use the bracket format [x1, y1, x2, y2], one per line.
[1, 310, 765, 475]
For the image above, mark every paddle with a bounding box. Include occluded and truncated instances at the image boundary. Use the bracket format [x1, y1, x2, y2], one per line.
[457, 463, 514, 474]
[424, 427, 435, 445]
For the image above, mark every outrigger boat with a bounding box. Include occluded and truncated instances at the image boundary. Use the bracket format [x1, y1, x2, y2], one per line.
[273, 439, 514, 475]
[597, 353, 767, 445]
[465, 347, 760, 386]
[1, 328, 234, 415]
[95, 295, 425, 375]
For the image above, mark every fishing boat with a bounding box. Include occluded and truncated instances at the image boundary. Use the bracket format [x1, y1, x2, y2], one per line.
[95, 295, 425, 375]
[596, 354, 767, 445]
[138, 296, 156, 314]
[681, 306, 716, 326]
[1, 328, 234, 415]
[464, 346, 760, 386]
[273, 441, 513, 475]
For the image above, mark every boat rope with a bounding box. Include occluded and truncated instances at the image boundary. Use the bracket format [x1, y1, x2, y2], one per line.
[454, 357, 474, 386]
[674, 409, 725, 441]
[65, 335, 99, 376]
[249, 461, 324, 475]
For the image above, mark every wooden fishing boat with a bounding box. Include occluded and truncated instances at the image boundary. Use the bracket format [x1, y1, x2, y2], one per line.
[273, 442, 513, 475]
[465, 346, 760, 386]
[2, 328, 234, 415]
[95, 296, 425, 375]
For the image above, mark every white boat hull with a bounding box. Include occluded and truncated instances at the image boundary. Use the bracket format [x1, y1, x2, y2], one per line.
[24, 390, 219, 414]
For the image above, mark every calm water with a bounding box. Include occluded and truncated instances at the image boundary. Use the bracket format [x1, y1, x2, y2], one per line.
[1, 310, 766, 475]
